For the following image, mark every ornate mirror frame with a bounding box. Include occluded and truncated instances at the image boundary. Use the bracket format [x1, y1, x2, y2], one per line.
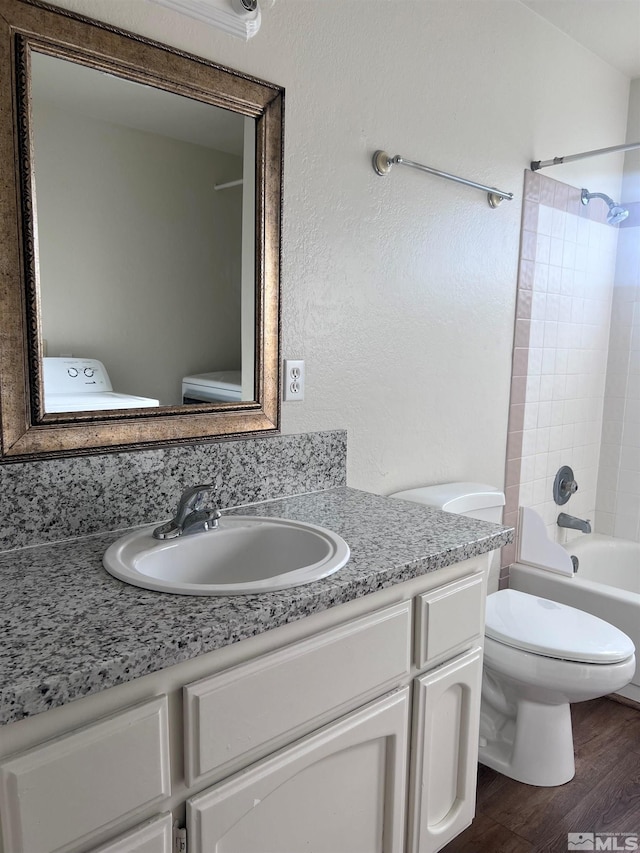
[0, 0, 283, 461]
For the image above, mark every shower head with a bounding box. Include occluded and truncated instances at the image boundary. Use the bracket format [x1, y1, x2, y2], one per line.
[607, 204, 631, 225]
[581, 189, 629, 225]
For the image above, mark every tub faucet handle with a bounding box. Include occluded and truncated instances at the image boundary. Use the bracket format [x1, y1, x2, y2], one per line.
[554, 465, 579, 505]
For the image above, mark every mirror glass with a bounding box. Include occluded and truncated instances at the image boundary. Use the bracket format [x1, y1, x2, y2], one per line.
[31, 51, 256, 413]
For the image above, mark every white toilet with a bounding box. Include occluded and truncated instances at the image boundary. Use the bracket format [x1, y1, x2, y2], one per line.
[390, 483, 636, 787]
[481, 588, 634, 786]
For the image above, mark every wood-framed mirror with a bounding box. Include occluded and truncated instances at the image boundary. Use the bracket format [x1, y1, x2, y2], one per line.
[0, 0, 283, 461]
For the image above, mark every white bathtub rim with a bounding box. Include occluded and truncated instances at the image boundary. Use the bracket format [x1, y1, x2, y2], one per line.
[511, 560, 640, 607]
[511, 563, 640, 607]
[564, 532, 639, 560]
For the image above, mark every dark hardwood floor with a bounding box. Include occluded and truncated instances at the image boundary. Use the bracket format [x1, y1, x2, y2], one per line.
[442, 697, 640, 853]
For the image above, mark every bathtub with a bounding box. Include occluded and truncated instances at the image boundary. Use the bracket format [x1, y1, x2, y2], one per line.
[510, 533, 640, 704]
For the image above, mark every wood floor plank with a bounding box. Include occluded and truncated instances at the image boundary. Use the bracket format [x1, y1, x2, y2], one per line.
[572, 697, 640, 750]
[535, 750, 640, 850]
[571, 698, 611, 747]
[475, 763, 510, 810]
[574, 710, 640, 775]
[438, 813, 535, 853]
[478, 772, 591, 844]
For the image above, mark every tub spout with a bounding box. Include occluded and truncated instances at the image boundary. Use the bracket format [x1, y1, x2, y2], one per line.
[557, 512, 591, 534]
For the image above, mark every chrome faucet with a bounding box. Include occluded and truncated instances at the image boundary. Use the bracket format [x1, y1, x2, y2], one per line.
[153, 484, 221, 540]
[557, 512, 591, 534]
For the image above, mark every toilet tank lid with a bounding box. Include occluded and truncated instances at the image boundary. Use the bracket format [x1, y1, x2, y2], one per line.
[389, 482, 505, 514]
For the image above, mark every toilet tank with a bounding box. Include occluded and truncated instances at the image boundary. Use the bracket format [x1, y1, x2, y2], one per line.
[389, 482, 505, 523]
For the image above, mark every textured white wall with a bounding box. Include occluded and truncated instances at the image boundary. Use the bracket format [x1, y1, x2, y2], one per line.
[43, 0, 630, 495]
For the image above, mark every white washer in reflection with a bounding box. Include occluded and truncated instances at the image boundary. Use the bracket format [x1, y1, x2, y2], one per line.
[182, 370, 242, 404]
[43, 357, 159, 412]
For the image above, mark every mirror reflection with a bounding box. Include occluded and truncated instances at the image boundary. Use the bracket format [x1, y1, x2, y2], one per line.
[31, 51, 256, 413]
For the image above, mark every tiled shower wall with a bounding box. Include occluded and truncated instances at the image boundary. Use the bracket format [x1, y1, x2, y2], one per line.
[501, 171, 619, 582]
[595, 221, 640, 542]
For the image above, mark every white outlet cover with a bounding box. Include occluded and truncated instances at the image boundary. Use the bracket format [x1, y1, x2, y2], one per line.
[283, 359, 305, 401]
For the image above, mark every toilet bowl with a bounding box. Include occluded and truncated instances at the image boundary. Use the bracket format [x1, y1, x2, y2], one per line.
[479, 589, 635, 786]
[389, 483, 636, 788]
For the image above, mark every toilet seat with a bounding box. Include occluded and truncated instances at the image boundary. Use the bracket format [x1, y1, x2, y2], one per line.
[486, 589, 635, 664]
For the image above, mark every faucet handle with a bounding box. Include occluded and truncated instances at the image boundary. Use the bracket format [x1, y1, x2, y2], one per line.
[175, 484, 217, 520]
[561, 477, 578, 496]
[553, 465, 578, 505]
[153, 484, 219, 540]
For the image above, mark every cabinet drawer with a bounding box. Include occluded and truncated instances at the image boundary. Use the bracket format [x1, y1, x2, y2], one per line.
[184, 600, 412, 786]
[415, 573, 484, 669]
[0, 696, 170, 853]
[89, 813, 173, 853]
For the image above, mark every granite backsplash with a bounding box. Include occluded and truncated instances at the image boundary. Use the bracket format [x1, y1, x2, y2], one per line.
[0, 430, 347, 552]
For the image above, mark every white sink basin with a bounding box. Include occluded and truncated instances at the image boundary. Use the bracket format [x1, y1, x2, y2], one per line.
[103, 516, 350, 595]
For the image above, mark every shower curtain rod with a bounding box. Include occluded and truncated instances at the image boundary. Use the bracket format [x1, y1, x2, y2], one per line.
[372, 150, 514, 208]
[531, 141, 640, 172]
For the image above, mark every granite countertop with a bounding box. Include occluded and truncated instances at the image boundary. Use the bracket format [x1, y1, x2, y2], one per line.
[0, 487, 513, 726]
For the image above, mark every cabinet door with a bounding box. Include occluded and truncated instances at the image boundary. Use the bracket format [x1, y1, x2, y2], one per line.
[187, 688, 410, 853]
[408, 647, 483, 853]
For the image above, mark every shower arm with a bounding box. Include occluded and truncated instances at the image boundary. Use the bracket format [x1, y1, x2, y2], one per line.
[580, 188, 629, 224]
[531, 141, 640, 172]
[582, 191, 614, 206]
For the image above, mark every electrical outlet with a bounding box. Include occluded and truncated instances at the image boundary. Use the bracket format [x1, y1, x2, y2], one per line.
[283, 359, 305, 401]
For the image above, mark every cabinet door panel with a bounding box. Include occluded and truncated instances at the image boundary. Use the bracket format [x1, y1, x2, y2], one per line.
[408, 647, 482, 853]
[89, 813, 173, 853]
[187, 688, 410, 853]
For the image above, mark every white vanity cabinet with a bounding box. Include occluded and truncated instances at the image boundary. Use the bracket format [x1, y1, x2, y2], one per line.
[0, 556, 488, 853]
